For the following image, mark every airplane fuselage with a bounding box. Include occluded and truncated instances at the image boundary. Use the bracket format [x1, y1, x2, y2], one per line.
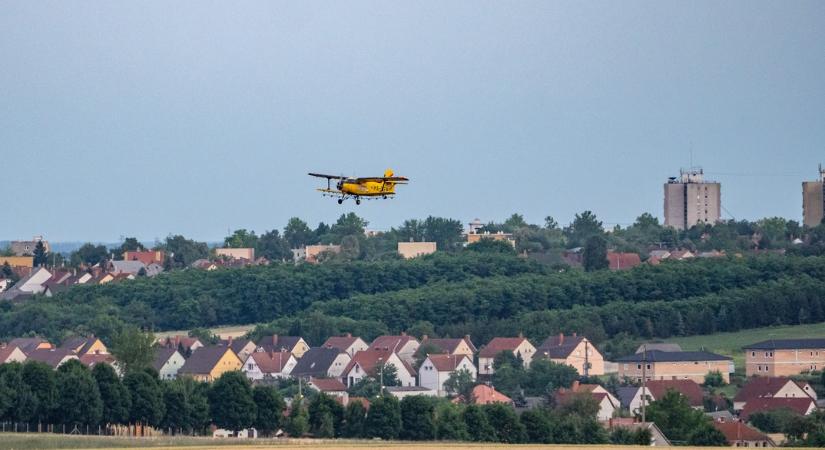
[340, 181, 396, 196]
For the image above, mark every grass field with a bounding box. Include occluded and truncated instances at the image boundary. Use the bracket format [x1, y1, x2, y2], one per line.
[667, 321, 825, 373]
[0, 433, 795, 450]
[154, 324, 256, 340]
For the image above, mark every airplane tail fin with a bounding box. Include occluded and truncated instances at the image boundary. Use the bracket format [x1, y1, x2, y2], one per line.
[384, 168, 394, 178]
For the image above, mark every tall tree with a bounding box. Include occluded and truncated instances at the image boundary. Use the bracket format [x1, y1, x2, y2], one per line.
[253, 385, 285, 437]
[223, 229, 258, 249]
[284, 218, 315, 249]
[583, 235, 609, 272]
[21, 361, 56, 425]
[112, 237, 145, 258]
[483, 403, 526, 443]
[565, 210, 604, 247]
[159, 235, 209, 268]
[443, 368, 476, 402]
[55, 363, 102, 428]
[342, 401, 367, 438]
[399, 395, 436, 440]
[284, 396, 309, 437]
[257, 229, 291, 261]
[423, 216, 464, 252]
[308, 393, 344, 438]
[160, 381, 190, 432]
[110, 327, 155, 374]
[123, 370, 165, 426]
[92, 363, 130, 425]
[434, 402, 468, 441]
[70, 243, 109, 267]
[33, 241, 48, 267]
[365, 395, 401, 440]
[209, 371, 256, 433]
[463, 404, 495, 442]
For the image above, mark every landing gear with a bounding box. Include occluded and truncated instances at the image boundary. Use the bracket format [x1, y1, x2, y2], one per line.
[382, 195, 387, 199]
[337, 199, 343, 205]
[355, 198, 361, 205]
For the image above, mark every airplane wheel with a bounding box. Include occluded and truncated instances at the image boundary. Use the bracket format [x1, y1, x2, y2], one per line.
[337, 199, 343, 205]
[356, 199, 361, 205]
[382, 195, 387, 199]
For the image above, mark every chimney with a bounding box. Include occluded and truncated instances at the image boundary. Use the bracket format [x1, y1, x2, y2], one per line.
[272, 335, 278, 345]
[422, 335, 428, 341]
[464, 334, 471, 341]
[518, 331, 523, 339]
[572, 380, 580, 391]
[228, 336, 233, 346]
[400, 331, 406, 336]
[346, 332, 352, 338]
[559, 333, 564, 345]
[572, 332, 577, 338]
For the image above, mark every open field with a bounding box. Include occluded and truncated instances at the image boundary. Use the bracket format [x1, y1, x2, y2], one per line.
[0, 433, 798, 450]
[668, 321, 825, 371]
[154, 324, 256, 340]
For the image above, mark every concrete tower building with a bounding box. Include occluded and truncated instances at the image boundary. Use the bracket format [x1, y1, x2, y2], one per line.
[802, 165, 825, 228]
[664, 168, 721, 230]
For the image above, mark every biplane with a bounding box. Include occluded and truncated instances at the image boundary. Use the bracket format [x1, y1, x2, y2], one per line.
[308, 169, 409, 204]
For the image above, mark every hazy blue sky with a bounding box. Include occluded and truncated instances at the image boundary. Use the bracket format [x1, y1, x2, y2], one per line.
[2, 1, 824, 242]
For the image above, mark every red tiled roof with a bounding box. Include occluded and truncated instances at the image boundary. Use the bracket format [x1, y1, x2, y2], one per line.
[713, 421, 771, 444]
[468, 384, 512, 405]
[734, 377, 810, 403]
[740, 397, 816, 421]
[422, 337, 477, 354]
[607, 252, 642, 270]
[27, 348, 77, 368]
[309, 377, 347, 392]
[479, 337, 529, 358]
[323, 335, 361, 352]
[343, 349, 416, 378]
[0, 345, 22, 362]
[426, 354, 471, 372]
[248, 351, 293, 374]
[645, 380, 704, 407]
[370, 335, 418, 353]
[161, 336, 201, 351]
[79, 353, 116, 368]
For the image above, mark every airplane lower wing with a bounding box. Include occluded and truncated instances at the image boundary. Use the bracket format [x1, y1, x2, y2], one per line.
[317, 188, 344, 194]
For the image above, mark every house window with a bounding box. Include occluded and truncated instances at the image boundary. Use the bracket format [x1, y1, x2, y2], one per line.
[247, 363, 253, 370]
[637, 364, 642, 370]
[751, 351, 755, 357]
[646, 364, 651, 370]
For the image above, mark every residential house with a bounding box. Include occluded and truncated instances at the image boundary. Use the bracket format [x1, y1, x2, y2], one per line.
[645, 380, 705, 409]
[478, 336, 536, 375]
[555, 381, 620, 421]
[26, 348, 79, 369]
[370, 334, 420, 365]
[0, 256, 34, 268]
[466, 231, 516, 247]
[308, 377, 348, 403]
[342, 349, 417, 387]
[215, 248, 255, 261]
[536, 333, 605, 376]
[219, 337, 257, 362]
[712, 420, 774, 447]
[459, 384, 513, 406]
[290, 347, 351, 380]
[668, 250, 695, 260]
[9, 337, 53, 354]
[191, 259, 219, 271]
[386, 386, 438, 400]
[98, 273, 135, 284]
[743, 338, 825, 377]
[733, 377, 817, 411]
[419, 354, 477, 396]
[79, 353, 120, 374]
[322, 333, 369, 357]
[607, 252, 642, 271]
[0, 278, 9, 293]
[603, 419, 671, 447]
[153, 347, 186, 380]
[0, 345, 27, 364]
[160, 336, 204, 355]
[304, 244, 341, 263]
[10, 238, 50, 256]
[111, 260, 163, 277]
[0, 267, 52, 300]
[257, 335, 310, 358]
[59, 336, 108, 356]
[740, 397, 817, 421]
[616, 350, 733, 384]
[178, 346, 242, 382]
[648, 250, 671, 260]
[420, 335, 476, 357]
[242, 351, 297, 381]
[636, 343, 683, 353]
[123, 250, 165, 265]
[397, 242, 436, 259]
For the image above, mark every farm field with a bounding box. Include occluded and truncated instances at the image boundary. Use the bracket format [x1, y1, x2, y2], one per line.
[0, 433, 789, 450]
[154, 324, 256, 340]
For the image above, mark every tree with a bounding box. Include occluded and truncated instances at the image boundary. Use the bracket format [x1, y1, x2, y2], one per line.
[609, 426, 652, 445]
[443, 368, 476, 402]
[308, 393, 344, 438]
[375, 361, 400, 387]
[253, 385, 285, 436]
[365, 395, 401, 439]
[544, 216, 559, 230]
[257, 229, 291, 261]
[520, 408, 554, 443]
[583, 235, 609, 272]
[284, 396, 309, 437]
[399, 395, 436, 440]
[21, 361, 56, 425]
[55, 363, 102, 427]
[159, 235, 209, 268]
[223, 229, 258, 249]
[422, 216, 464, 252]
[70, 243, 109, 267]
[160, 381, 190, 432]
[284, 218, 315, 249]
[466, 238, 516, 254]
[342, 401, 367, 438]
[347, 377, 381, 398]
[33, 240, 48, 267]
[463, 404, 495, 442]
[482, 403, 526, 443]
[434, 401, 467, 441]
[687, 423, 728, 446]
[565, 210, 604, 247]
[209, 371, 256, 433]
[123, 370, 165, 426]
[703, 370, 726, 387]
[112, 237, 145, 258]
[110, 327, 155, 374]
[646, 390, 711, 443]
[1, 262, 17, 283]
[523, 359, 578, 396]
[92, 363, 130, 425]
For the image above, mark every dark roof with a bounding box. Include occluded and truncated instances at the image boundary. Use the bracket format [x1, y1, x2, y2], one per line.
[713, 421, 771, 444]
[740, 397, 815, 421]
[616, 386, 640, 409]
[219, 338, 254, 355]
[152, 347, 179, 371]
[537, 334, 585, 359]
[257, 335, 304, 353]
[59, 336, 100, 355]
[615, 350, 732, 363]
[27, 348, 77, 368]
[8, 337, 51, 354]
[322, 335, 362, 352]
[178, 346, 234, 375]
[291, 347, 346, 378]
[743, 338, 825, 350]
[423, 337, 477, 354]
[370, 335, 419, 352]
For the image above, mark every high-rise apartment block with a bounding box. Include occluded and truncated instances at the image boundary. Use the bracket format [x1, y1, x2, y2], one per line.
[802, 165, 825, 228]
[664, 168, 721, 230]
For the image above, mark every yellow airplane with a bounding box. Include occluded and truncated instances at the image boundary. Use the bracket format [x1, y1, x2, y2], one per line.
[309, 169, 409, 205]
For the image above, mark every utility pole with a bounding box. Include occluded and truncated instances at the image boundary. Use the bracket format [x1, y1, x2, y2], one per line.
[584, 340, 590, 378]
[641, 344, 647, 423]
[379, 358, 384, 396]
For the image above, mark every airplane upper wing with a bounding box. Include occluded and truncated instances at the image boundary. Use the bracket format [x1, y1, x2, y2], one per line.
[355, 176, 410, 183]
[308, 173, 346, 180]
